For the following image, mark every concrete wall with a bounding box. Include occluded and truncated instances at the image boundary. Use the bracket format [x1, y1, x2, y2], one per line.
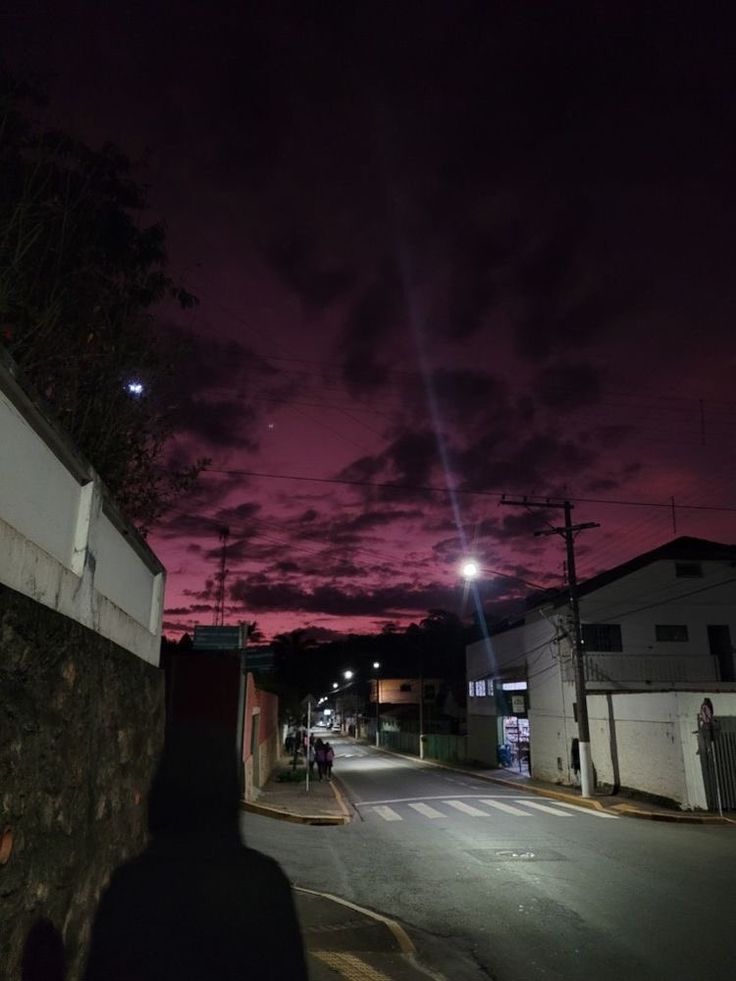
[243, 675, 279, 800]
[0, 353, 165, 665]
[588, 690, 736, 809]
[0, 586, 164, 980]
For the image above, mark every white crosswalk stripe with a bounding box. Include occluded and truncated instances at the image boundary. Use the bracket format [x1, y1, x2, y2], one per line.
[531, 800, 619, 819]
[366, 796, 619, 822]
[408, 802, 445, 818]
[514, 800, 573, 816]
[443, 799, 488, 816]
[372, 805, 402, 821]
[479, 799, 533, 816]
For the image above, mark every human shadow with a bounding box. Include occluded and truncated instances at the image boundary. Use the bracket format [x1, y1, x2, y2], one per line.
[21, 917, 66, 981]
[83, 723, 308, 980]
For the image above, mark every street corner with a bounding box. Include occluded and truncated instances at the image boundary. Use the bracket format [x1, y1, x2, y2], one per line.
[240, 758, 352, 825]
[240, 798, 350, 825]
[295, 888, 446, 981]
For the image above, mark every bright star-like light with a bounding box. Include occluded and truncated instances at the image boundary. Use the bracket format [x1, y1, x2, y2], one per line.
[332, 682, 339, 689]
[343, 670, 354, 680]
[126, 380, 144, 396]
[461, 559, 480, 580]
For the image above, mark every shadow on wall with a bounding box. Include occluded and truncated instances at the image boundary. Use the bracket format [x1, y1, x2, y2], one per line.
[22, 918, 66, 981]
[82, 723, 308, 981]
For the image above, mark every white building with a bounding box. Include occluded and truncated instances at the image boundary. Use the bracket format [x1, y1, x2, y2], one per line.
[466, 537, 736, 810]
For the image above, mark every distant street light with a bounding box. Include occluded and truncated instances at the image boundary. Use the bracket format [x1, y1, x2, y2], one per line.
[332, 682, 338, 689]
[343, 670, 354, 680]
[461, 559, 480, 580]
[372, 661, 380, 669]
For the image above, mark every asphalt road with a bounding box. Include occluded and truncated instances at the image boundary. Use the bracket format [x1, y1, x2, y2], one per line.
[242, 737, 736, 981]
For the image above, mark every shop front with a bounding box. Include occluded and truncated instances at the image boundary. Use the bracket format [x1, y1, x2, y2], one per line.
[496, 682, 530, 775]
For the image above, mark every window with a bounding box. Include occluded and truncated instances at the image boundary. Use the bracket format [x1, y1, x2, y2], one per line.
[656, 624, 689, 642]
[581, 623, 623, 652]
[399, 683, 412, 693]
[675, 561, 703, 578]
[474, 680, 487, 697]
[468, 681, 475, 697]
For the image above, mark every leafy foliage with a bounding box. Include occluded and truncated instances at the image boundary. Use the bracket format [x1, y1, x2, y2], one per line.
[0, 73, 205, 532]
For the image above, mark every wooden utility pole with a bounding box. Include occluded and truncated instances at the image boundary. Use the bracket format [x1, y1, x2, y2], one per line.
[501, 497, 599, 797]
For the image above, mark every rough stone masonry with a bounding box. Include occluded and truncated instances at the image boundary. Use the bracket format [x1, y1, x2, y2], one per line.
[0, 584, 164, 980]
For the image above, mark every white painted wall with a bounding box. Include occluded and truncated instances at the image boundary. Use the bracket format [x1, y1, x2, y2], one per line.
[588, 690, 736, 809]
[0, 356, 165, 665]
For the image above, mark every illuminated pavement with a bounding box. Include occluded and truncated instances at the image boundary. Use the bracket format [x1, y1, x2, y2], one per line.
[243, 737, 736, 981]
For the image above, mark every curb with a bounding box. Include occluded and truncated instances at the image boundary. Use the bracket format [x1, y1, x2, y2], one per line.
[368, 743, 734, 824]
[240, 775, 351, 826]
[295, 887, 447, 981]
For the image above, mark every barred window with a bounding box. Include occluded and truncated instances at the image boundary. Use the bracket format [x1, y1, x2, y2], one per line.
[581, 623, 623, 652]
[656, 624, 689, 642]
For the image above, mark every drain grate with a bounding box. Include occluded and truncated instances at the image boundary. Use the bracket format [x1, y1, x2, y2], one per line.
[466, 848, 567, 862]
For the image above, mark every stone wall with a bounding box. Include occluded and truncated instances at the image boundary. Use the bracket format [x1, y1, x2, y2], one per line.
[1, 584, 164, 980]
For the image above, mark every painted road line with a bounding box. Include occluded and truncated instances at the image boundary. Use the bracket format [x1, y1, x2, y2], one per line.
[479, 799, 533, 816]
[535, 800, 619, 819]
[408, 802, 445, 819]
[313, 950, 392, 980]
[373, 805, 403, 821]
[444, 799, 488, 816]
[515, 800, 573, 817]
[353, 794, 522, 807]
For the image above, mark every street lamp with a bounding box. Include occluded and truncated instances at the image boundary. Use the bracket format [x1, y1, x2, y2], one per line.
[373, 662, 381, 748]
[332, 682, 338, 689]
[461, 559, 480, 580]
[343, 670, 354, 680]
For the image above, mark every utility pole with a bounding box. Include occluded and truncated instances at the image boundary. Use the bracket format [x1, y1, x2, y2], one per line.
[501, 496, 599, 798]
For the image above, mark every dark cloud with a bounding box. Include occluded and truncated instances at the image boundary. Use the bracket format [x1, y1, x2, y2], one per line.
[339, 265, 402, 395]
[458, 431, 597, 493]
[268, 233, 354, 310]
[229, 578, 460, 617]
[536, 363, 603, 412]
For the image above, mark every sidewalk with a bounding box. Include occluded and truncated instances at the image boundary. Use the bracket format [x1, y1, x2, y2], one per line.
[241, 758, 351, 825]
[241, 759, 444, 979]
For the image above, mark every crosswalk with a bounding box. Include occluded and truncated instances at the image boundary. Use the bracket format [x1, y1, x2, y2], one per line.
[355, 796, 618, 823]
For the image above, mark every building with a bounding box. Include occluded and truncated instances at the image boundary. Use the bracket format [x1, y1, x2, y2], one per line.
[466, 537, 736, 810]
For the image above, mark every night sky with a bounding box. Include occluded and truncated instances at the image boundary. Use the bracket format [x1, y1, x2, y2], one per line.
[5, 4, 736, 640]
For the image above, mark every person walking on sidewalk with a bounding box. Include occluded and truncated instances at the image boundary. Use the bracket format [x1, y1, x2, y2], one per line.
[324, 742, 335, 781]
[308, 743, 315, 776]
[314, 740, 326, 781]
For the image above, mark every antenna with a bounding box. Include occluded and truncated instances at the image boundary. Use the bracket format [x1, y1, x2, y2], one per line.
[213, 526, 229, 626]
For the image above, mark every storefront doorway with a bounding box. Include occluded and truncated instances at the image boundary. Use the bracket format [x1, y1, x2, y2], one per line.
[496, 683, 530, 775]
[498, 715, 530, 774]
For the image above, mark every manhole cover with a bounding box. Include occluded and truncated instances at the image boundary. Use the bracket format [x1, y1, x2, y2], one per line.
[466, 848, 567, 862]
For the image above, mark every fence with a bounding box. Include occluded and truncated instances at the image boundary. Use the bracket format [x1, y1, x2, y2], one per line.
[380, 731, 468, 764]
[699, 717, 736, 811]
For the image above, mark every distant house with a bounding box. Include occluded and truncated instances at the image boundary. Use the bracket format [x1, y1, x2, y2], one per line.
[466, 537, 736, 810]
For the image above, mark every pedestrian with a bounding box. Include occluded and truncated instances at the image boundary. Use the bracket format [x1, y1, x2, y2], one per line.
[324, 742, 334, 781]
[308, 743, 315, 776]
[314, 740, 326, 781]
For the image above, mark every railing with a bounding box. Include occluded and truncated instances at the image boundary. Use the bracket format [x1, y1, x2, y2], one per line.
[562, 653, 720, 685]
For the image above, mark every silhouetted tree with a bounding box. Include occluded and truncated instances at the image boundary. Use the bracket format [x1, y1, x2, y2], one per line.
[0, 72, 206, 532]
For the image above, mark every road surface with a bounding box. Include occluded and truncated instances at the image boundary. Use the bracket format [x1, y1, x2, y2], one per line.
[243, 737, 736, 980]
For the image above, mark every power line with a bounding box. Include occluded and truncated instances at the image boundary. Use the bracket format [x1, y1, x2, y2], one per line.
[200, 465, 736, 515]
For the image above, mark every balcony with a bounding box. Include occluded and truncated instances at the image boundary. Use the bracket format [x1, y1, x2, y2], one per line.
[562, 653, 720, 686]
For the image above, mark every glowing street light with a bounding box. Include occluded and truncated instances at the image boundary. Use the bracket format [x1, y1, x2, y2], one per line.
[461, 559, 480, 580]
[372, 661, 380, 669]
[332, 682, 338, 689]
[343, 670, 354, 680]
[126, 380, 144, 396]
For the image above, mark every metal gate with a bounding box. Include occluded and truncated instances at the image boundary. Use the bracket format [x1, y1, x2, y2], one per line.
[699, 716, 736, 812]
